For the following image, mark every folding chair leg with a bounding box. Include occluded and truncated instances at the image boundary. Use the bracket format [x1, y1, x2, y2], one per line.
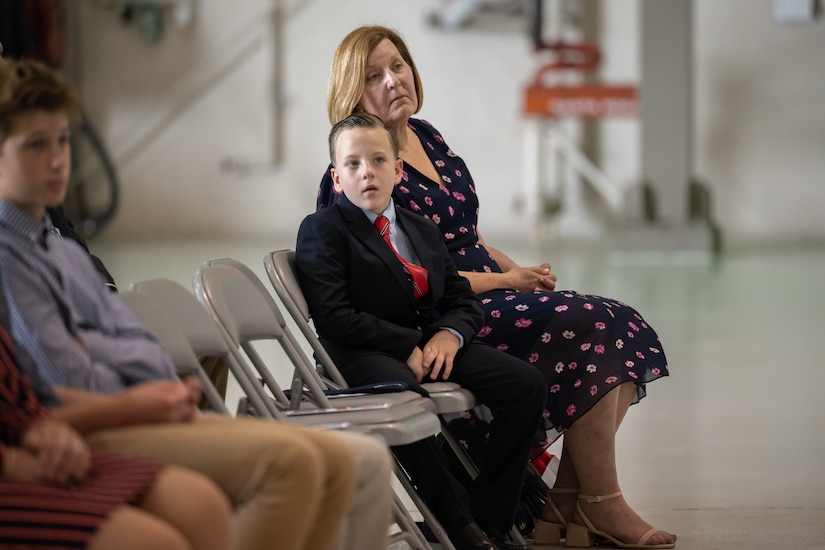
[393, 460, 457, 550]
[390, 490, 432, 550]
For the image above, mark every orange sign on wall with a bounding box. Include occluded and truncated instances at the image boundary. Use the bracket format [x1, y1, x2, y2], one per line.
[523, 84, 638, 118]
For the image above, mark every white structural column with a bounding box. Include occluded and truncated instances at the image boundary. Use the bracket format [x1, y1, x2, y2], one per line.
[640, 0, 692, 227]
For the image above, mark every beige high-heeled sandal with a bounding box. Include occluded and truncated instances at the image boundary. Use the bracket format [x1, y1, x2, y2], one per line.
[565, 491, 676, 549]
[533, 487, 578, 547]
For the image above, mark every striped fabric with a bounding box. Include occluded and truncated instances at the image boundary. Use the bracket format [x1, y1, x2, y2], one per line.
[0, 324, 163, 548]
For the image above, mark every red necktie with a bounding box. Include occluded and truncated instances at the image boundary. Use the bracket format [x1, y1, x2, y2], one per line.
[374, 215, 429, 299]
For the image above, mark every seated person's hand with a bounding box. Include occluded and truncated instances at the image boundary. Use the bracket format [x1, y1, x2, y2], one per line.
[406, 346, 426, 382]
[16, 419, 90, 486]
[121, 379, 200, 424]
[422, 330, 461, 381]
[507, 263, 557, 292]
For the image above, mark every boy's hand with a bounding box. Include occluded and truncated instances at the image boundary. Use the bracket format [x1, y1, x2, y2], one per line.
[422, 330, 460, 381]
[20, 419, 90, 486]
[121, 380, 200, 424]
[406, 346, 426, 382]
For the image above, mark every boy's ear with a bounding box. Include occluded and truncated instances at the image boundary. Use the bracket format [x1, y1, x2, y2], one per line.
[393, 158, 403, 185]
[330, 167, 343, 193]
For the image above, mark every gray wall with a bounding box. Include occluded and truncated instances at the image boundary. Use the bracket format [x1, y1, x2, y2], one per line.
[70, 0, 825, 247]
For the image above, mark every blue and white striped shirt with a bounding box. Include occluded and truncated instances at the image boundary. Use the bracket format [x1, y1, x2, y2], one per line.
[0, 201, 176, 393]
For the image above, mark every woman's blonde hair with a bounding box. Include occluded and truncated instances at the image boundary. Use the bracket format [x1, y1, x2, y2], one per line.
[327, 25, 424, 125]
[0, 59, 80, 145]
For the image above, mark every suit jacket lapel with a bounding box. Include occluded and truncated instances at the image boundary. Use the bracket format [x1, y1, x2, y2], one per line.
[336, 196, 416, 302]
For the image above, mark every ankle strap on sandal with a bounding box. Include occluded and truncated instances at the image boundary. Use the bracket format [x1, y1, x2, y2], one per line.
[578, 490, 622, 503]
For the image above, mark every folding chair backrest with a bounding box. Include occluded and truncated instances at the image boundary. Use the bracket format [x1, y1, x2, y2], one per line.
[264, 249, 349, 388]
[119, 289, 229, 415]
[194, 258, 334, 410]
[129, 278, 282, 420]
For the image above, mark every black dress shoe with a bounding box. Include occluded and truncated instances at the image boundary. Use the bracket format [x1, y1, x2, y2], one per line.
[453, 522, 498, 550]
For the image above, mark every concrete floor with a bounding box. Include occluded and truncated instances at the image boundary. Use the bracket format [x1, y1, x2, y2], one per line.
[94, 237, 825, 549]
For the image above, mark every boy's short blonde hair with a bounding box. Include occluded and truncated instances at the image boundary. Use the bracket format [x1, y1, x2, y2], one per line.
[328, 112, 399, 166]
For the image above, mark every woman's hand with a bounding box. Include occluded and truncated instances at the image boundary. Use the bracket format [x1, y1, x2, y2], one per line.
[17, 419, 90, 486]
[505, 263, 558, 292]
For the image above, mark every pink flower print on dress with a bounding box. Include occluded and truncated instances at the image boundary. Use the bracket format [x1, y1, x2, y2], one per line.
[555, 362, 565, 373]
[580, 343, 591, 351]
[447, 149, 457, 157]
[448, 206, 455, 216]
[497, 343, 509, 352]
[583, 303, 594, 310]
[505, 295, 516, 301]
[457, 249, 466, 256]
[652, 367, 661, 375]
[483, 265, 493, 273]
[625, 360, 635, 368]
[628, 371, 638, 379]
[432, 214, 441, 224]
[444, 232, 455, 240]
[574, 379, 582, 388]
[477, 326, 492, 338]
[402, 171, 409, 182]
[435, 134, 444, 143]
[515, 304, 529, 312]
[616, 339, 624, 349]
[435, 160, 445, 167]
[427, 142, 435, 150]
[410, 201, 422, 212]
[481, 298, 492, 304]
[452, 191, 466, 201]
[555, 305, 568, 312]
[628, 321, 640, 332]
[594, 344, 605, 354]
[455, 169, 462, 177]
[550, 384, 561, 393]
[541, 332, 552, 343]
[490, 310, 501, 318]
[459, 226, 468, 234]
[515, 318, 533, 328]
[590, 385, 598, 396]
[539, 296, 550, 302]
[649, 347, 661, 353]
[594, 322, 606, 330]
[627, 331, 635, 339]
[636, 351, 645, 359]
[605, 376, 618, 384]
[562, 330, 576, 339]
[568, 362, 578, 370]
[442, 175, 452, 184]
[586, 364, 597, 373]
[528, 353, 539, 364]
[424, 196, 433, 206]
[566, 404, 576, 416]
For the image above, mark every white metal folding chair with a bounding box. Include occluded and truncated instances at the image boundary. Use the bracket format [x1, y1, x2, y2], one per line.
[264, 249, 481, 475]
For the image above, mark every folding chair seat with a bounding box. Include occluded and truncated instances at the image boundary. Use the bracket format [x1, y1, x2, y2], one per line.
[121, 281, 441, 550]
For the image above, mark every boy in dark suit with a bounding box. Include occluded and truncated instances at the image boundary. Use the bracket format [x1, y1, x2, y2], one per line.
[296, 112, 547, 550]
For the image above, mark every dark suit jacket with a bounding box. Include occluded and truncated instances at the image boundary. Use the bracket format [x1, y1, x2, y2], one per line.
[295, 195, 483, 370]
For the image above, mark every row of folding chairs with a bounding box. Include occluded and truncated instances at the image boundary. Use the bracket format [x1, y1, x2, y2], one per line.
[119, 251, 504, 549]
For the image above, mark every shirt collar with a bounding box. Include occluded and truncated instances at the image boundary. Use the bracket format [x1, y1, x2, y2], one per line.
[0, 200, 50, 246]
[360, 198, 396, 227]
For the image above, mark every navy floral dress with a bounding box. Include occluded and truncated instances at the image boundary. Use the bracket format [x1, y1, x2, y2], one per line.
[318, 118, 669, 446]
